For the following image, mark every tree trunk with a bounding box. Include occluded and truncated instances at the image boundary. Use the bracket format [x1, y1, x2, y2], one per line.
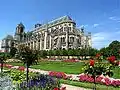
[26, 63, 29, 87]
[68, 55, 69, 59]
[1, 59, 3, 73]
[93, 76, 96, 90]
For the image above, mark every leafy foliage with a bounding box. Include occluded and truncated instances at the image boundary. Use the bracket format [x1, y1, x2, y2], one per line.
[17, 44, 38, 66]
[10, 47, 17, 57]
[100, 40, 120, 59]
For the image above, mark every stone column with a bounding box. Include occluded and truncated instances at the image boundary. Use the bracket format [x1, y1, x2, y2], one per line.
[40, 39, 42, 50]
[36, 41, 38, 50]
[44, 31, 47, 50]
[49, 35, 52, 50]
[66, 27, 69, 50]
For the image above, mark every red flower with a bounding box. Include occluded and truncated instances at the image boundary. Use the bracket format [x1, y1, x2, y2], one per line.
[18, 66, 25, 71]
[49, 71, 67, 79]
[53, 87, 60, 90]
[89, 59, 95, 66]
[96, 53, 101, 57]
[107, 56, 116, 63]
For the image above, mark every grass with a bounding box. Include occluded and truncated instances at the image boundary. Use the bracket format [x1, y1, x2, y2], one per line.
[60, 79, 120, 90]
[112, 66, 120, 79]
[7, 61, 120, 78]
[7, 61, 85, 74]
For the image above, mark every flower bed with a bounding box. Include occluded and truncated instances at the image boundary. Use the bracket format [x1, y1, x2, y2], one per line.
[18, 66, 25, 71]
[2, 64, 66, 90]
[62, 59, 79, 62]
[78, 74, 120, 87]
[49, 71, 72, 80]
[19, 74, 64, 90]
[3, 63, 120, 87]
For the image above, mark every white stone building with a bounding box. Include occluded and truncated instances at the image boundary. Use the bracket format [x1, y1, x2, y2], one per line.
[1, 16, 92, 51]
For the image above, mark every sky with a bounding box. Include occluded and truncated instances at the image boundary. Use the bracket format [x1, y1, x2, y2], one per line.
[0, 0, 120, 49]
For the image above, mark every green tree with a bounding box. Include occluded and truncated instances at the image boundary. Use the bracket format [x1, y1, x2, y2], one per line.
[17, 44, 38, 84]
[109, 40, 120, 59]
[79, 48, 88, 60]
[89, 48, 98, 57]
[68, 49, 75, 58]
[100, 40, 120, 59]
[10, 47, 17, 57]
[54, 49, 61, 59]
[61, 49, 68, 59]
[39, 50, 47, 58]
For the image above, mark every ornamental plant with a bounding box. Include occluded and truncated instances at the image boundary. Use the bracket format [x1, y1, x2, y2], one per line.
[78, 74, 120, 86]
[17, 44, 38, 85]
[49, 71, 72, 80]
[62, 59, 79, 63]
[107, 56, 119, 66]
[19, 74, 61, 90]
[83, 58, 115, 90]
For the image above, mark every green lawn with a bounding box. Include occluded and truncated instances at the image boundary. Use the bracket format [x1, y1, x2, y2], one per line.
[60, 79, 120, 90]
[7, 61, 85, 74]
[7, 61, 120, 78]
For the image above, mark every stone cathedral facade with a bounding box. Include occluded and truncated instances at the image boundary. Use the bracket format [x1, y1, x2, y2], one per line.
[1, 16, 92, 52]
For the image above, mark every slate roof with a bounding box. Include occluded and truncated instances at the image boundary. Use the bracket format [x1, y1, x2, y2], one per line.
[3, 35, 13, 40]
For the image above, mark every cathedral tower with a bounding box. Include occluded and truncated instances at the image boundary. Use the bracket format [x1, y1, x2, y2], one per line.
[14, 22, 25, 41]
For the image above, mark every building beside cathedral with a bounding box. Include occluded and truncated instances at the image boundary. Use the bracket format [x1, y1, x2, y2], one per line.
[1, 16, 92, 52]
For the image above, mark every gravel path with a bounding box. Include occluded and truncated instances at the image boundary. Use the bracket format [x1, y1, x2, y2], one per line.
[61, 84, 92, 90]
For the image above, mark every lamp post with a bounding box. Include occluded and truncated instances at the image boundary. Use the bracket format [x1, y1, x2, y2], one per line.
[0, 55, 3, 74]
[0, 50, 5, 74]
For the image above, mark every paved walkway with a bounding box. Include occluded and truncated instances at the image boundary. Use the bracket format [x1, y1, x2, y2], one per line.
[61, 84, 92, 90]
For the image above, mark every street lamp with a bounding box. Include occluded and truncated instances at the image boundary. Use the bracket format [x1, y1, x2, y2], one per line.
[0, 50, 5, 74]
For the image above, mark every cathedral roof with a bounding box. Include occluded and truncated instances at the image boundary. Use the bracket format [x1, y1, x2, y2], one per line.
[34, 16, 74, 30]
[47, 15, 73, 26]
[3, 35, 13, 40]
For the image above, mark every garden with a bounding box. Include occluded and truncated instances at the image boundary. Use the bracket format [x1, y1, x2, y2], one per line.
[0, 40, 120, 90]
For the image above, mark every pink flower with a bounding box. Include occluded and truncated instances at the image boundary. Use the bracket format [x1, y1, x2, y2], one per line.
[111, 80, 120, 86]
[18, 66, 25, 71]
[104, 78, 111, 86]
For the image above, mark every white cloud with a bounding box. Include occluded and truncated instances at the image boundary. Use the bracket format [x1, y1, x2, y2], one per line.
[93, 24, 99, 27]
[79, 24, 88, 28]
[109, 16, 120, 22]
[92, 31, 120, 49]
[109, 16, 116, 20]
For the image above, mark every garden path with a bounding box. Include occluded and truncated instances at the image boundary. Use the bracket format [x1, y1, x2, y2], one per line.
[61, 84, 92, 90]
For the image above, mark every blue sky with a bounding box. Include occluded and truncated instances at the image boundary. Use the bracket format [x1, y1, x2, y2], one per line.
[0, 0, 120, 49]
